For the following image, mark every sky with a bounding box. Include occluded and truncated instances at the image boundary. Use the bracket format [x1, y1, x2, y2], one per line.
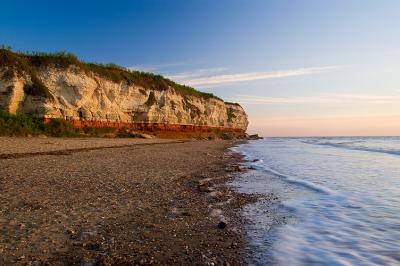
[1, 0, 400, 137]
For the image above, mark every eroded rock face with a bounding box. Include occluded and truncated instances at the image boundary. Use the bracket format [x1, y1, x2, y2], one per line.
[0, 65, 248, 132]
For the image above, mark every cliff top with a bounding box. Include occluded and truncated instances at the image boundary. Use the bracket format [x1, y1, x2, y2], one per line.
[0, 47, 228, 102]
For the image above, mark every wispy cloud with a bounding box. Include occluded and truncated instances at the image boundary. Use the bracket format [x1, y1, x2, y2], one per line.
[230, 93, 400, 105]
[127, 61, 191, 72]
[166, 67, 227, 81]
[166, 66, 341, 87]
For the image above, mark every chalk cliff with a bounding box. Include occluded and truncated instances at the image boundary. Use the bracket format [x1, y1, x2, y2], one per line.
[0, 49, 248, 135]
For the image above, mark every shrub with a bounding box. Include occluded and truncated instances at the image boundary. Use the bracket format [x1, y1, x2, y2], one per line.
[0, 49, 52, 99]
[0, 109, 42, 136]
[42, 118, 79, 137]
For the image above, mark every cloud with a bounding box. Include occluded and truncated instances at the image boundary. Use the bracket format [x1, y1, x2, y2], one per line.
[127, 61, 190, 72]
[230, 93, 400, 105]
[167, 66, 341, 87]
[166, 67, 227, 81]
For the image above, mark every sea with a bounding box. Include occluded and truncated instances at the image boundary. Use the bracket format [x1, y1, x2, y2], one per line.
[230, 137, 400, 266]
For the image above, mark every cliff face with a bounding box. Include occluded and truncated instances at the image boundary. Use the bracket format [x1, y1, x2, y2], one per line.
[0, 51, 248, 134]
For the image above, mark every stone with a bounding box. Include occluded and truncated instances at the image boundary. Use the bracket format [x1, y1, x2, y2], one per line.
[248, 134, 263, 140]
[198, 183, 213, 193]
[65, 227, 76, 235]
[128, 132, 155, 139]
[217, 221, 227, 229]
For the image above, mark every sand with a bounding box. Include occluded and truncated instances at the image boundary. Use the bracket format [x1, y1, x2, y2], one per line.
[0, 137, 255, 265]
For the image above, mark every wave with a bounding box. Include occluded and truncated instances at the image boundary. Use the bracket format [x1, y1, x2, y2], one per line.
[231, 145, 333, 195]
[303, 140, 400, 156]
[259, 165, 333, 195]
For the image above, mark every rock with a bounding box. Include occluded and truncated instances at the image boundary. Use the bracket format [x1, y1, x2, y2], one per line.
[97, 256, 114, 266]
[217, 221, 227, 229]
[18, 223, 26, 229]
[198, 183, 213, 193]
[83, 242, 100, 250]
[128, 131, 155, 139]
[181, 210, 192, 216]
[225, 165, 241, 172]
[140, 133, 155, 139]
[65, 227, 81, 239]
[209, 191, 222, 198]
[222, 132, 235, 140]
[248, 134, 263, 140]
[65, 227, 76, 235]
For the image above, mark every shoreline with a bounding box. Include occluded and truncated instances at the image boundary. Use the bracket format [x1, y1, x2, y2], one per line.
[0, 137, 258, 265]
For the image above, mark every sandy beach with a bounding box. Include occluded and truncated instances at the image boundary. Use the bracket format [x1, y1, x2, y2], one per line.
[0, 137, 256, 265]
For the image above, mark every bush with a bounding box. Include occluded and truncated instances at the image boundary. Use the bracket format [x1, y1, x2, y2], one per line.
[0, 49, 53, 99]
[0, 109, 80, 137]
[42, 118, 79, 137]
[0, 109, 42, 136]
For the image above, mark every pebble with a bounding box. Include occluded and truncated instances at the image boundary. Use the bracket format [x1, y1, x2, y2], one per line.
[217, 221, 227, 229]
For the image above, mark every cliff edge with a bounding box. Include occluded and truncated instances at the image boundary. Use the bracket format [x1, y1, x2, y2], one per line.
[0, 49, 248, 136]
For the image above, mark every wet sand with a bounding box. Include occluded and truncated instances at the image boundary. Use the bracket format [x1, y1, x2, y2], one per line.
[0, 137, 255, 265]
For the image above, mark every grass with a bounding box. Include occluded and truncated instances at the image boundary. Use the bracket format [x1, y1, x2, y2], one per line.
[0, 48, 53, 99]
[0, 47, 222, 101]
[0, 109, 245, 139]
[0, 109, 79, 137]
[0, 109, 43, 136]
[0, 109, 128, 137]
[224, 101, 241, 106]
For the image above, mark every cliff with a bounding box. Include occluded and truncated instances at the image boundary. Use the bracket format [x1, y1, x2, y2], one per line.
[0, 49, 248, 136]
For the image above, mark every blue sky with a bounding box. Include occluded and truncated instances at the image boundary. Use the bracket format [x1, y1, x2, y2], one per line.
[2, 0, 400, 136]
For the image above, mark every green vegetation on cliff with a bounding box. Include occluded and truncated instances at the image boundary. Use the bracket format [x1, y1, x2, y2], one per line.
[0, 47, 220, 101]
[0, 109, 82, 137]
[0, 109, 131, 137]
[0, 48, 53, 99]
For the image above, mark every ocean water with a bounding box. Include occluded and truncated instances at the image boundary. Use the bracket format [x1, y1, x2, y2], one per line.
[230, 137, 400, 266]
